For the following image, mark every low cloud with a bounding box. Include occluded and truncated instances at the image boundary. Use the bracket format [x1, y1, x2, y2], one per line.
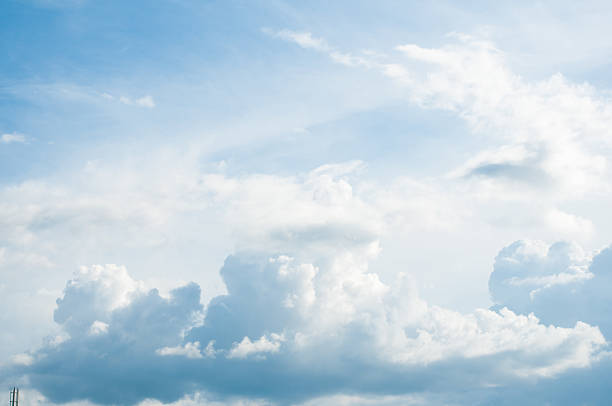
[490, 239, 612, 337]
[157, 342, 205, 359]
[10, 243, 608, 405]
[227, 334, 284, 360]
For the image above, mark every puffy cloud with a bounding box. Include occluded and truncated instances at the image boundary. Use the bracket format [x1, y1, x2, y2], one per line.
[15, 267, 203, 405]
[88, 320, 109, 336]
[54, 264, 145, 337]
[200, 161, 385, 253]
[4, 30, 612, 402]
[157, 342, 205, 359]
[490, 239, 612, 337]
[392, 37, 612, 199]
[10, 244, 607, 405]
[3, 155, 611, 405]
[227, 334, 284, 360]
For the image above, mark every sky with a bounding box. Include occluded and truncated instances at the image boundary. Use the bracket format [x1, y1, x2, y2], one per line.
[3, 1, 612, 405]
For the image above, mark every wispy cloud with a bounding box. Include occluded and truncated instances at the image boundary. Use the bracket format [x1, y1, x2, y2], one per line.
[119, 95, 156, 108]
[268, 29, 331, 52]
[265, 29, 374, 68]
[1, 133, 26, 144]
[103, 93, 156, 108]
[274, 30, 612, 200]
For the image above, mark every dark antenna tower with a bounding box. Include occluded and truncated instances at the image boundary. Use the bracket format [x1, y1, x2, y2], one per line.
[9, 387, 18, 406]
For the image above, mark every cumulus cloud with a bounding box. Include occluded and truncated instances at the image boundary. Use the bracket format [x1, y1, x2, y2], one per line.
[157, 342, 205, 359]
[5, 28, 612, 402]
[490, 239, 612, 338]
[54, 264, 146, 337]
[13, 266, 203, 405]
[4, 155, 612, 404]
[10, 243, 607, 405]
[200, 161, 385, 253]
[2, 154, 608, 406]
[227, 334, 284, 360]
[88, 320, 109, 336]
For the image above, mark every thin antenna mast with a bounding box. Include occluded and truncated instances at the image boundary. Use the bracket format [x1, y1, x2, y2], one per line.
[9, 387, 18, 406]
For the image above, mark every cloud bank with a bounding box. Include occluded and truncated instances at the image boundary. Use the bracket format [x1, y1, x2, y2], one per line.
[4, 150, 612, 405]
[10, 238, 610, 405]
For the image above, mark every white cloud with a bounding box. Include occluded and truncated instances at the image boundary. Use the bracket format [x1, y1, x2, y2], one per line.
[489, 240, 612, 338]
[278, 31, 612, 200]
[544, 208, 594, 238]
[54, 264, 145, 337]
[138, 392, 270, 406]
[3, 14, 612, 406]
[1, 133, 26, 144]
[298, 393, 427, 406]
[157, 342, 204, 359]
[0, 153, 602, 381]
[200, 163, 384, 253]
[88, 320, 109, 336]
[11, 353, 34, 366]
[227, 334, 284, 360]
[270, 29, 330, 52]
[110, 94, 156, 108]
[269, 30, 373, 68]
[6, 165, 611, 405]
[15, 247, 607, 406]
[73, 264, 144, 310]
[134, 95, 155, 108]
[4, 30, 612, 403]
[392, 39, 612, 198]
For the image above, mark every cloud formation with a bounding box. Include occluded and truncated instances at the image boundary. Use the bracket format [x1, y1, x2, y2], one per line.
[3, 154, 612, 405]
[490, 239, 612, 337]
[1, 133, 26, 144]
[102, 93, 156, 108]
[4, 27, 612, 406]
[11, 240, 608, 405]
[277, 30, 612, 199]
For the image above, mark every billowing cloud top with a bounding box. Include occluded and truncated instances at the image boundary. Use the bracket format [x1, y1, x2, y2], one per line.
[11, 236, 611, 405]
[490, 240, 612, 336]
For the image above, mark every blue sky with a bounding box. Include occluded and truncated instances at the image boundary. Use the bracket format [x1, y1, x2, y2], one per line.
[3, 1, 612, 405]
